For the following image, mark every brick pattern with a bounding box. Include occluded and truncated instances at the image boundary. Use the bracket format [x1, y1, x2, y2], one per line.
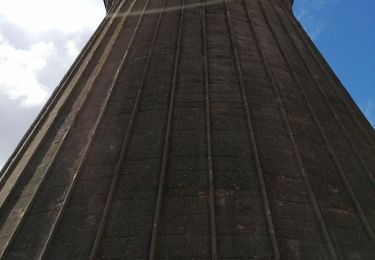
[0, 0, 374, 259]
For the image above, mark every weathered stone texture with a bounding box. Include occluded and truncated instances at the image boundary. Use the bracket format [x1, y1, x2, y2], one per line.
[0, 0, 374, 259]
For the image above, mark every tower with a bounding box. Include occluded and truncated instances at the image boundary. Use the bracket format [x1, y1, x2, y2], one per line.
[0, 0, 374, 258]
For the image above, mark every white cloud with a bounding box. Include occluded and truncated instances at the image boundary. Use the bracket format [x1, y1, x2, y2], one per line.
[66, 39, 80, 58]
[0, 0, 104, 33]
[0, 36, 55, 106]
[293, 0, 341, 40]
[0, 0, 105, 107]
[0, 0, 105, 168]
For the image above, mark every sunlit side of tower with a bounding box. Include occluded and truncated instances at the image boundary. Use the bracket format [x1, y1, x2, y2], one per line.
[0, 0, 374, 259]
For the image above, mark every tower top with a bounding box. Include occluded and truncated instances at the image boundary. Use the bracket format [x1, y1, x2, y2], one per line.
[103, 0, 119, 12]
[103, 0, 294, 13]
[1, 0, 374, 258]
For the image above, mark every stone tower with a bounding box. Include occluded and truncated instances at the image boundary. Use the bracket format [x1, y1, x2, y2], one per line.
[0, 0, 374, 259]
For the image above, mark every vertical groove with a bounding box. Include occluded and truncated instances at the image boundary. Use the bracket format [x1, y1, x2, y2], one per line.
[223, 0, 280, 259]
[0, 0, 127, 209]
[148, 0, 185, 258]
[264, 0, 375, 244]
[89, 0, 168, 258]
[0, 11, 107, 183]
[38, 0, 152, 259]
[104, 0, 120, 12]
[274, 0, 375, 186]
[244, 0, 338, 258]
[259, 0, 375, 247]
[0, 0, 136, 258]
[201, 1, 218, 259]
[106, 0, 122, 14]
[0, 0, 121, 179]
[282, 1, 375, 147]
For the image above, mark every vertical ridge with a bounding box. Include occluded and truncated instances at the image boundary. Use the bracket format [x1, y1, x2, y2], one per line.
[0, 0, 128, 210]
[148, 0, 185, 258]
[0, 0, 373, 258]
[244, 0, 338, 258]
[258, 0, 375, 247]
[0, 0, 137, 258]
[0, 0, 122, 180]
[89, 0, 168, 258]
[37, 0, 152, 258]
[273, 0, 375, 186]
[0, 11, 107, 182]
[285, 1, 375, 147]
[223, 0, 280, 259]
[201, 1, 217, 259]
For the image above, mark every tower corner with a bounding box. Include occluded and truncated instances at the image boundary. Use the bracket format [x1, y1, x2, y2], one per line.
[103, 0, 119, 12]
[283, 0, 294, 9]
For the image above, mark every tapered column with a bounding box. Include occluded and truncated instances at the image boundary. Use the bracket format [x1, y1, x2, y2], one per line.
[0, 0, 374, 259]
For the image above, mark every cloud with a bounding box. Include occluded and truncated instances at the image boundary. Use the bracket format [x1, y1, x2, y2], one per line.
[0, 0, 104, 33]
[293, 0, 341, 40]
[0, 94, 41, 167]
[0, 36, 54, 106]
[0, 0, 105, 168]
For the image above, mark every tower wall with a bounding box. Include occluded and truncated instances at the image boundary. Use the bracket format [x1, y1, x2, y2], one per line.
[283, 0, 293, 9]
[104, 0, 120, 12]
[0, 0, 374, 259]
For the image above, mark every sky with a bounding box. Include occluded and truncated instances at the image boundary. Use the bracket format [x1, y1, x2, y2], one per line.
[293, 0, 375, 127]
[0, 0, 374, 168]
[0, 0, 106, 167]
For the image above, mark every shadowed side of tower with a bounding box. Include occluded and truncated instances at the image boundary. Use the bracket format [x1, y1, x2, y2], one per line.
[0, 0, 374, 259]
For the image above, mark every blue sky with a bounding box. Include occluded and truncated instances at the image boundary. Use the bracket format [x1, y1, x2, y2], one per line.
[293, 0, 375, 127]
